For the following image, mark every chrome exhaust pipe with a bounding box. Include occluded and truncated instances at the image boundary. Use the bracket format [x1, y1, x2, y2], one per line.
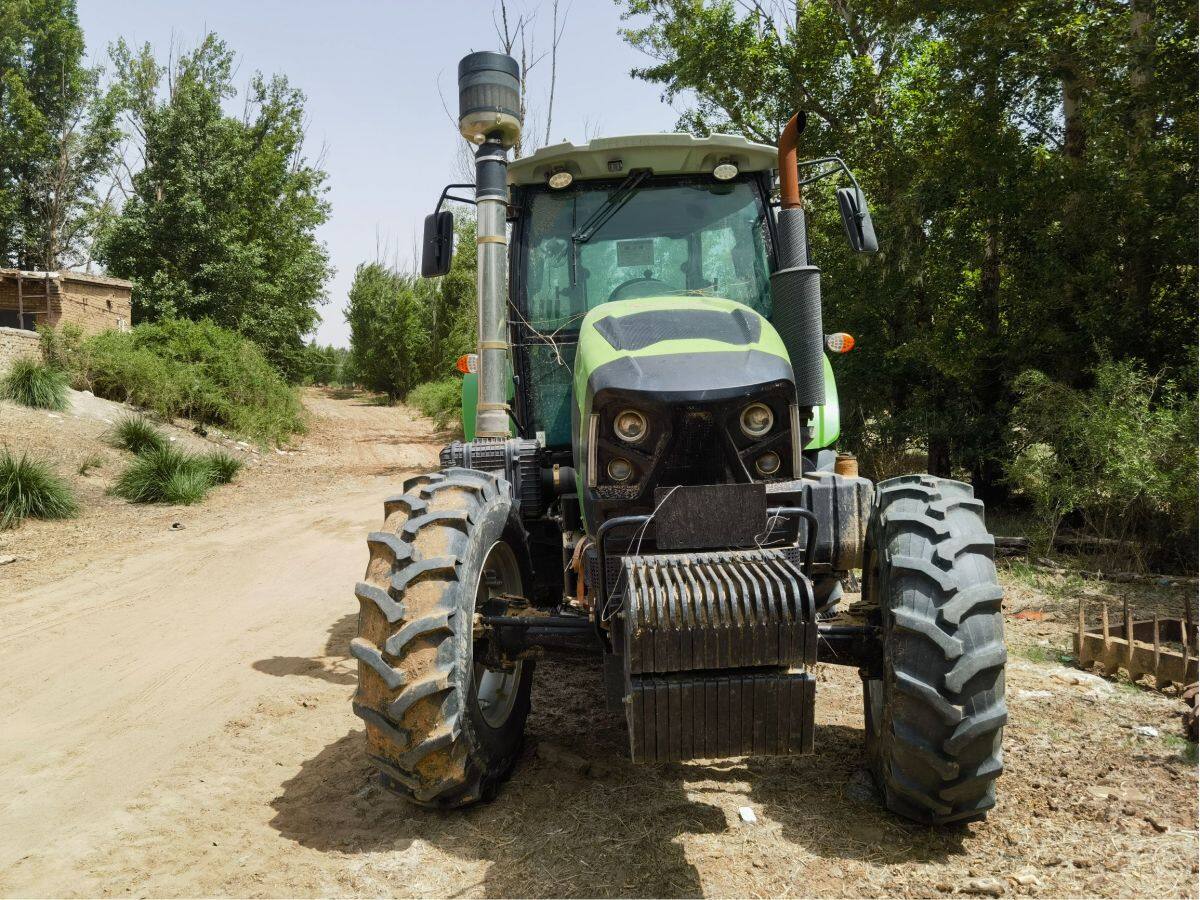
[458, 52, 522, 438]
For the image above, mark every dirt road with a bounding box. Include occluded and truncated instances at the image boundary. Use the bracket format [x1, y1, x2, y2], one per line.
[1, 389, 1196, 897]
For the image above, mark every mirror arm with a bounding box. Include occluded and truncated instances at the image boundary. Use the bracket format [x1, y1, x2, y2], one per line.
[796, 155, 865, 198]
[435, 182, 478, 214]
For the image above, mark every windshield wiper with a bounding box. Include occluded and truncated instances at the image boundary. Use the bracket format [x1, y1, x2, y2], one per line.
[571, 168, 651, 244]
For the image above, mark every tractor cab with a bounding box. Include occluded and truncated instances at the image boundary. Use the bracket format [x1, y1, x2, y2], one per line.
[505, 134, 782, 453]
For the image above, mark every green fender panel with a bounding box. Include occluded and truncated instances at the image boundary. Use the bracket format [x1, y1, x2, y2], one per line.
[806, 355, 840, 449]
[460, 371, 515, 441]
[461, 372, 478, 441]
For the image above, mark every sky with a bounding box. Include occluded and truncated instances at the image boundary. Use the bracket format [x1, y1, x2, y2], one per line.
[78, 0, 686, 347]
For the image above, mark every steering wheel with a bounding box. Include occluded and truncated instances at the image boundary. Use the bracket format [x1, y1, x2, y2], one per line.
[608, 275, 675, 301]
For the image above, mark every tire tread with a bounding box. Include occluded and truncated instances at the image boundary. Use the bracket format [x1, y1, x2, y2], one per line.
[867, 476, 1007, 825]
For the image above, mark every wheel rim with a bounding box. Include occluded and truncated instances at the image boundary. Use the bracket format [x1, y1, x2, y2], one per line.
[473, 540, 524, 729]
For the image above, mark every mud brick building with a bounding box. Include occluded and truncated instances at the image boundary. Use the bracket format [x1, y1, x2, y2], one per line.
[0, 269, 132, 333]
[0, 269, 133, 372]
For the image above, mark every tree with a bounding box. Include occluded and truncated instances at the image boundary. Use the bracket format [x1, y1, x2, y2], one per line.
[344, 264, 433, 402]
[619, 0, 1196, 501]
[346, 218, 476, 401]
[96, 34, 331, 381]
[0, 0, 122, 269]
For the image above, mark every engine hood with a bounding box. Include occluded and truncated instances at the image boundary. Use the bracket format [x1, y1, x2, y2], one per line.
[570, 297, 798, 529]
[571, 296, 794, 414]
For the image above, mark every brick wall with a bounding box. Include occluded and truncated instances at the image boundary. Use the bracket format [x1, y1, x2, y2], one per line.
[0, 275, 52, 330]
[0, 326, 40, 374]
[0, 271, 131, 334]
[58, 279, 132, 333]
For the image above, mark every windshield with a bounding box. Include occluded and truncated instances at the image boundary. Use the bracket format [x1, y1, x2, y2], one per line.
[519, 178, 774, 334]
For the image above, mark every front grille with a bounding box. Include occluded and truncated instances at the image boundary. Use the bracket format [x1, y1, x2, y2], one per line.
[586, 543, 805, 597]
[658, 409, 726, 486]
[622, 549, 816, 674]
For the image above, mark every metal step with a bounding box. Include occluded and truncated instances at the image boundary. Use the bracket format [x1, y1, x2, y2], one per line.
[628, 669, 815, 763]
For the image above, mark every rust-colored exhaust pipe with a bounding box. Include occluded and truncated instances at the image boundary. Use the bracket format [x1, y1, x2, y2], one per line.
[777, 112, 806, 210]
[774, 111, 809, 267]
[770, 109, 825, 409]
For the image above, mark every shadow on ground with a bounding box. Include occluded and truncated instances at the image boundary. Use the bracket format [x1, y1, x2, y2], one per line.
[268, 644, 969, 897]
[252, 612, 358, 685]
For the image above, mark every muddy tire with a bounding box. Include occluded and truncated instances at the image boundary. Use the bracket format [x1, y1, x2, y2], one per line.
[862, 475, 1007, 825]
[351, 467, 534, 807]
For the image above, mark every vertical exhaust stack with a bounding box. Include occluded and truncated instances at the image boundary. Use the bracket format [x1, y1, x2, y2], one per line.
[458, 52, 522, 439]
[771, 113, 825, 410]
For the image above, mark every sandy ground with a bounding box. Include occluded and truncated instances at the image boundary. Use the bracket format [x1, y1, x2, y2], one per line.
[0, 388, 1196, 898]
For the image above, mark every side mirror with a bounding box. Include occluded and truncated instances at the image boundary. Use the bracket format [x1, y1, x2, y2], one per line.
[421, 210, 454, 277]
[836, 186, 878, 253]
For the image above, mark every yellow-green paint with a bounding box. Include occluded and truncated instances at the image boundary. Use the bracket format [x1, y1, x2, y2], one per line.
[462, 294, 841, 448]
[808, 355, 840, 448]
[571, 296, 792, 415]
[461, 371, 516, 441]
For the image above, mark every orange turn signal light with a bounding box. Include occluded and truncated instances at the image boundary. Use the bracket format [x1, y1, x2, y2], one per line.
[455, 353, 478, 374]
[825, 332, 855, 353]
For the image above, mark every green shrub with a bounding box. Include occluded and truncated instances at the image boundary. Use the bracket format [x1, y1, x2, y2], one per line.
[113, 445, 243, 505]
[1006, 360, 1198, 570]
[409, 377, 462, 430]
[201, 450, 243, 485]
[0, 450, 79, 529]
[2, 358, 69, 410]
[298, 343, 354, 387]
[113, 447, 198, 504]
[110, 415, 167, 455]
[80, 331, 185, 417]
[50, 319, 306, 444]
[158, 466, 213, 505]
[38, 323, 84, 372]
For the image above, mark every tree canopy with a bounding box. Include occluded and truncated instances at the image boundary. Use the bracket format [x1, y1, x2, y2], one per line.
[345, 218, 477, 401]
[621, 0, 1197, 501]
[96, 34, 331, 380]
[0, 0, 122, 269]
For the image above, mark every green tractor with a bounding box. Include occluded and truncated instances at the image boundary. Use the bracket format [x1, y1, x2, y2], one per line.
[351, 52, 1006, 825]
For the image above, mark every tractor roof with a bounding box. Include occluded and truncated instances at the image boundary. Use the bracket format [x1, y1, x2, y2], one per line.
[507, 133, 777, 187]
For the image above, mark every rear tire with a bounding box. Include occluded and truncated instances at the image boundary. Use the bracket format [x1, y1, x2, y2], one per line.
[862, 475, 1007, 824]
[351, 467, 534, 807]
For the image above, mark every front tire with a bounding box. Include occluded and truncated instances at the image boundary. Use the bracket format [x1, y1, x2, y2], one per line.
[351, 467, 534, 807]
[862, 475, 1007, 824]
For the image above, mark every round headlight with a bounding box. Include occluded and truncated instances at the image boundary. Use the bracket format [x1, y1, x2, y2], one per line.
[740, 402, 774, 438]
[607, 457, 634, 483]
[614, 409, 648, 443]
[756, 451, 781, 476]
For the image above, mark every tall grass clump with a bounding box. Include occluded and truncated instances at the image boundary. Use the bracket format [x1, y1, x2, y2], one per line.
[409, 377, 462, 430]
[110, 414, 167, 455]
[52, 319, 306, 444]
[1, 358, 68, 410]
[201, 450, 243, 485]
[157, 465, 212, 505]
[113, 446, 243, 505]
[0, 450, 79, 529]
